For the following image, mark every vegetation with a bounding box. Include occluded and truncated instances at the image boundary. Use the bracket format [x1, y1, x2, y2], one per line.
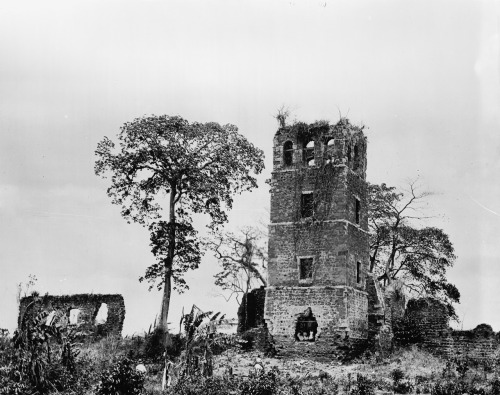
[3, 320, 500, 395]
[96, 358, 145, 395]
[210, 226, 267, 305]
[94, 115, 265, 341]
[367, 181, 460, 316]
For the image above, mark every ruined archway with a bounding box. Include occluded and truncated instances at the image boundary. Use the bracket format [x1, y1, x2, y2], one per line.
[294, 307, 318, 342]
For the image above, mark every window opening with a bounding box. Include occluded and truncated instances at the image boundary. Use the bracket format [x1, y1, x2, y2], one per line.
[357, 261, 361, 283]
[294, 307, 318, 342]
[303, 140, 315, 166]
[325, 139, 335, 164]
[301, 193, 314, 218]
[353, 145, 360, 171]
[347, 145, 352, 167]
[95, 303, 108, 325]
[69, 309, 81, 325]
[299, 257, 313, 280]
[355, 198, 360, 224]
[283, 141, 293, 166]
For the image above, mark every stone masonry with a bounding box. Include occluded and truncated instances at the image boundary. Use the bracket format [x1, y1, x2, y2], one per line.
[18, 293, 125, 338]
[264, 119, 370, 359]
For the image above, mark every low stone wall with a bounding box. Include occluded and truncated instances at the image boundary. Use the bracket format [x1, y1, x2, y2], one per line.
[18, 293, 125, 338]
[394, 297, 500, 362]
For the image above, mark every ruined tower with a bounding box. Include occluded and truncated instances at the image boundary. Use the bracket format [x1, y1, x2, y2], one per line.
[264, 119, 369, 358]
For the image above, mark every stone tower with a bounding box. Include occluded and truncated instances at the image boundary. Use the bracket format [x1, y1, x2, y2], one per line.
[264, 119, 369, 358]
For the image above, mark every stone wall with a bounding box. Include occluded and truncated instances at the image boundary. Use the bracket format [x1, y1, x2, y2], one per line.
[394, 297, 500, 362]
[264, 286, 368, 359]
[237, 287, 266, 333]
[18, 293, 125, 338]
[268, 222, 368, 289]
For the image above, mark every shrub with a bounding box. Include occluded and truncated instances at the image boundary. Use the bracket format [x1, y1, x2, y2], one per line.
[350, 374, 376, 395]
[12, 308, 83, 393]
[239, 367, 280, 395]
[96, 358, 145, 395]
[431, 380, 485, 395]
[0, 376, 30, 395]
[491, 378, 500, 395]
[391, 368, 405, 383]
[167, 375, 239, 395]
[394, 378, 414, 394]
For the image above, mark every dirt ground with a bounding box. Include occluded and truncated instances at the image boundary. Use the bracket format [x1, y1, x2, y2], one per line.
[213, 347, 447, 383]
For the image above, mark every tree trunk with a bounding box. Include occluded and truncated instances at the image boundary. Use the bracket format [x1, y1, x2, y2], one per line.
[159, 271, 172, 337]
[158, 183, 176, 349]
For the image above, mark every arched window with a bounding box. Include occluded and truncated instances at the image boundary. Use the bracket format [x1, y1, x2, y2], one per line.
[325, 139, 335, 164]
[283, 141, 293, 166]
[304, 140, 315, 166]
[95, 303, 108, 325]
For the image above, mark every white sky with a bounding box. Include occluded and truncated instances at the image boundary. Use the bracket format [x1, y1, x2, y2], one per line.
[0, 0, 499, 334]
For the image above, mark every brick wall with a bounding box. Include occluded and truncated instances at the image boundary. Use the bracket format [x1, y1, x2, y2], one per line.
[19, 293, 125, 338]
[394, 297, 500, 362]
[264, 286, 368, 358]
[268, 222, 368, 289]
[237, 287, 266, 333]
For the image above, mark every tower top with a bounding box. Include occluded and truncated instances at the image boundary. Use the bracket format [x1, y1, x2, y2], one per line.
[273, 118, 367, 180]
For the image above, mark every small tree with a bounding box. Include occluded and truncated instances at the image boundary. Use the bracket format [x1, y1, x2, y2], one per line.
[95, 115, 264, 341]
[368, 180, 460, 316]
[210, 227, 267, 333]
[210, 227, 267, 305]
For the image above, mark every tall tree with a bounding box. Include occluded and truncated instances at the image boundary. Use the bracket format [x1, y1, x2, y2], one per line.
[368, 181, 460, 316]
[95, 115, 264, 337]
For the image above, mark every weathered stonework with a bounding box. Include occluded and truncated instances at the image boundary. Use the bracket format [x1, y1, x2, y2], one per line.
[238, 287, 266, 333]
[395, 297, 500, 362]
[264, 120, 370, 359]
[18, 293, 125, 338]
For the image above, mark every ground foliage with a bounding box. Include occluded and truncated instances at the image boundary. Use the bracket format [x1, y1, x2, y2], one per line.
[4, 327, 500, 395]
[96, 358, 145, 395]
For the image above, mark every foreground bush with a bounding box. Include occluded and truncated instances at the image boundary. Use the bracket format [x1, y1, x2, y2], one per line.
[96, 358, 145, 395]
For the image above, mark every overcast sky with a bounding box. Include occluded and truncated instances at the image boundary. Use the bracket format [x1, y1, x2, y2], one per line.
[0, 0, 499, 335]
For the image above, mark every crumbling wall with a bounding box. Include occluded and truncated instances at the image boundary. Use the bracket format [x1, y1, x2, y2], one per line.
[237, 287, 266, 333]
[394, 297, 500, 362]
[450, 325, 500, 361]
[18, 294, 125, 338]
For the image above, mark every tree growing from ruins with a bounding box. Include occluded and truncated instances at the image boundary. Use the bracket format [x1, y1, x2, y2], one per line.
[210, 226, 267, 304]
[94, 115, 264, 340]
[210, 226, 268, 333]
[368, 180, 460, 316]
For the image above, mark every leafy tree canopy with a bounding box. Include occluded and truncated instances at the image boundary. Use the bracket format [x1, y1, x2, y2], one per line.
[368, 181, 460, 317]
[95, 115, 265, 332]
